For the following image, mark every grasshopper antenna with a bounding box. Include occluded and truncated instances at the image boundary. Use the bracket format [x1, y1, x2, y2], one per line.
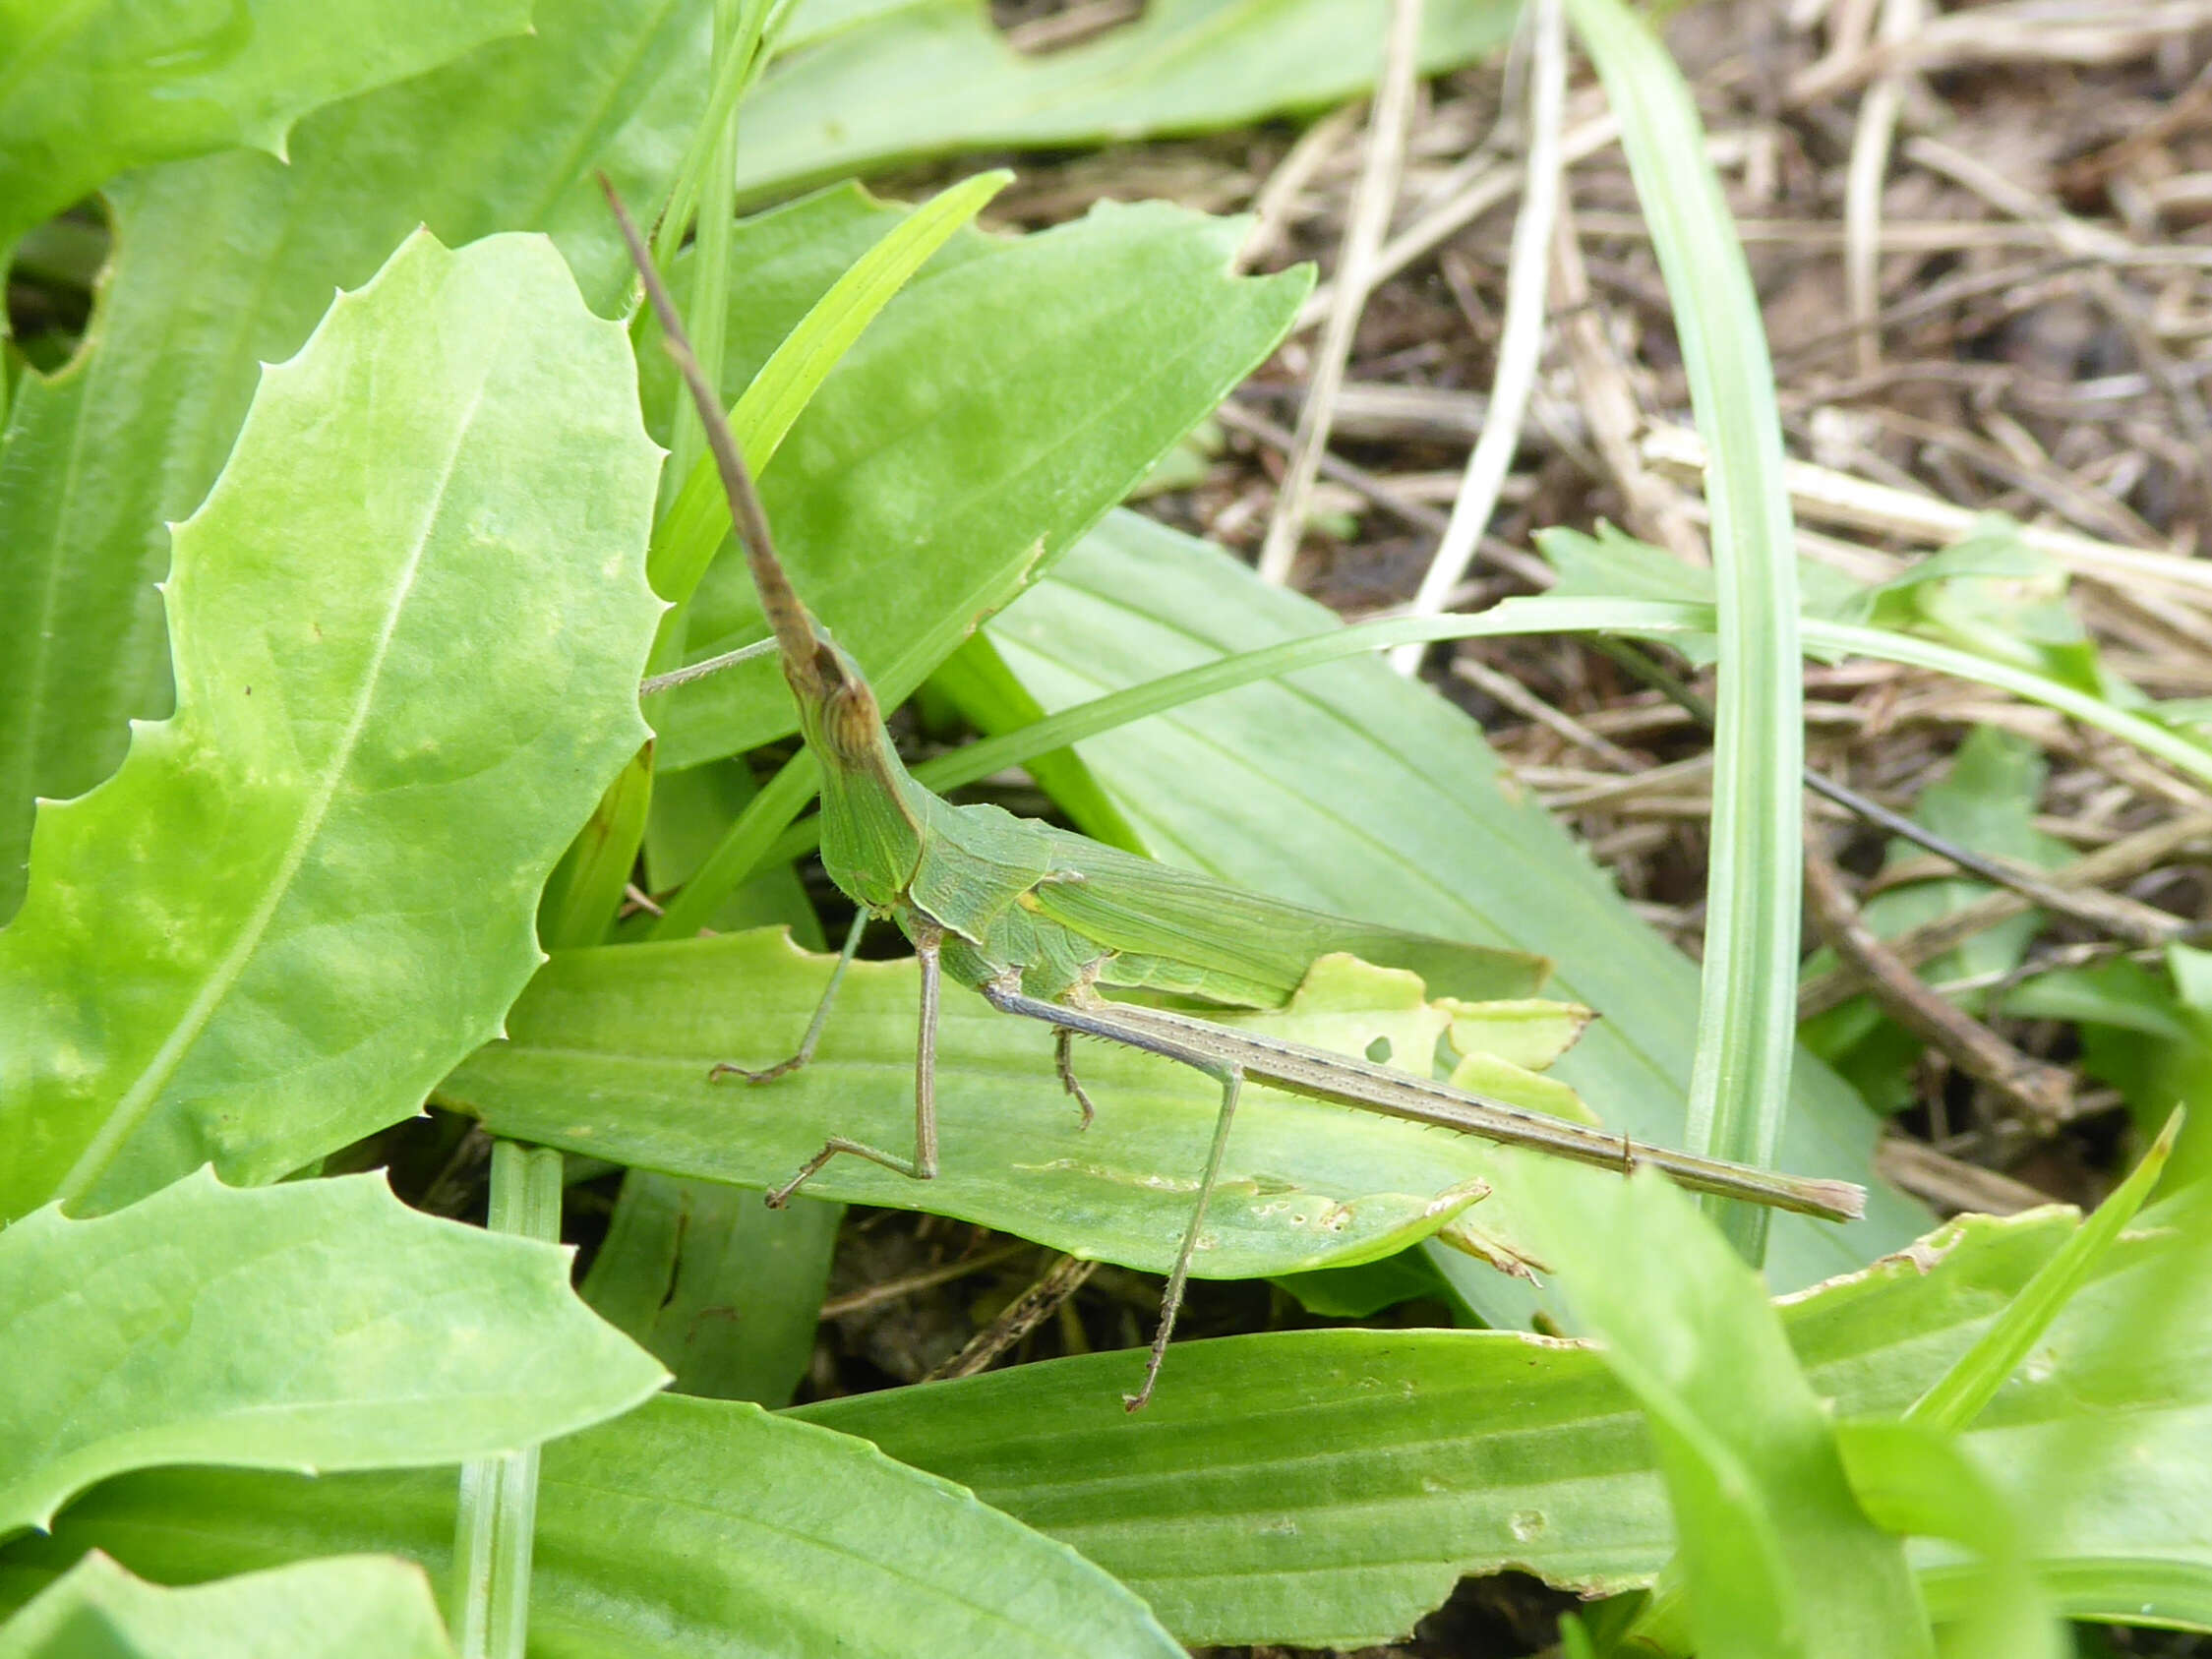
[598, 174, 822, 682]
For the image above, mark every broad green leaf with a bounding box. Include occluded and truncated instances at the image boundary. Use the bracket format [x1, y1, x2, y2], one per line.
[440, 931, 1578, 1281]
[786, 1208, 2210, 1646]
[0, 1553, 453, 1659]
[646, 191, 1311, 773]
[736, 0, 1518, 201]
[0, 1396, 1185, 1659]
[0, 1170, 668, 1537]
[581, 1170, 840, 1405]
[1525, 1166, 1931, 1659]
[0, 1, 529, 257]
[972, 512, 1925, 1313]
[0, 0, 707, 919]
[0, 230, 664, 1218]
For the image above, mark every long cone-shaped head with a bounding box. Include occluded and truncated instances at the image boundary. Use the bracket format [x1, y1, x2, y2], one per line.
[603, 178, 928, 907]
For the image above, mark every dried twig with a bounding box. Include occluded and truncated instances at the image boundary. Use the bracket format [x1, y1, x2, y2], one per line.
[1257, 0, 1427, 584]
[1804, 830, 2077, 1129]
[1800, 811, 2212, 1017]
[924, 1254, 1100, 1382]
[820, 1240, 1035, 1319]
[1395, 0, 1565, 671]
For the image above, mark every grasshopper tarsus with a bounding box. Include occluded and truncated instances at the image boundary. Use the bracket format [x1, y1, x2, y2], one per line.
[709, 1057, 802, 1086]
[1053, 1029, 1098, 1130]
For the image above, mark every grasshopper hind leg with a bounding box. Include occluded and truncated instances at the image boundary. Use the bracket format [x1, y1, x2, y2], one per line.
[1127, 1062, 1243, 1411]
[764, 918, 945, 1208]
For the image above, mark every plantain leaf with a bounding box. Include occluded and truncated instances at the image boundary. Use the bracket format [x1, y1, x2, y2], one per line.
[0, 1553, 453, 1659]
[738, 0, 1518, 202]
[439, 931, 1590, 1281]
[0, 0, 707, 920]
[973, 512, 1925, 1310]
[0, 230, 663, 1219]
[0, 1396, 1185, 1659]
[0, 1170, 668, 1538]
[0, 1, 530, 257]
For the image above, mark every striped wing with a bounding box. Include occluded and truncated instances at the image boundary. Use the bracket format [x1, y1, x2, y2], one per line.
[1029, 831, 1549, 1009]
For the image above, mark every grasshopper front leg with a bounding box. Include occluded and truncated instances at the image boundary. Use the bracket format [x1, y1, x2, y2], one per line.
[764, 917, 945, 1208]
[710, 911, 868, 1086]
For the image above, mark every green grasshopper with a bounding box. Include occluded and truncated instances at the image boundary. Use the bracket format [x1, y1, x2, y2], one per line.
[605, 185, 1865, 1408]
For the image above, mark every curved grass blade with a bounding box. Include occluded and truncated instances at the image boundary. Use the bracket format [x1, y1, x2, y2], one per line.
[1567, 0, 1804, 1264]
[643, 169, 1015, 624]
[1524, 1164, 1931, 1658]
[0, 230, 663, 1219]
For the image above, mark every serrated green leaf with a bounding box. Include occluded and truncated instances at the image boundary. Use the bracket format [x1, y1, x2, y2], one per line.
[0, 1396, 1184, 1659]
[0, 1170, 668, 1538]
[0, 0, 707, 920]
[0, 229, 663, 1218]
[1443, 1000, 1594, 1073]
[0, 1553, 453, 1659]
[971, 514, 1924, 1317]
[442, 931, 1550, 1281]
[646, 192, 1311, 774]
[735, 0, 1517, 201]
[0, 1, 531, 257]
[1525, 1165, 1931, 1659]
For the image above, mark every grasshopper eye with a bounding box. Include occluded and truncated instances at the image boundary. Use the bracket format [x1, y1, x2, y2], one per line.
[822, 679, 882, 764]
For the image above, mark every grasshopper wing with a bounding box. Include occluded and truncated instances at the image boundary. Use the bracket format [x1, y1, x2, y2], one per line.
[1029, 830, 1550, 1009]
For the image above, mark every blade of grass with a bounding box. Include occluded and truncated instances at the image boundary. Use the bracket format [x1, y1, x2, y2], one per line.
[450, 1143, 566, 1659]
[1567, 0, 1804, 1264]
[664, 0, 763, 511]
[1908, 1107, 2182, 1433]
[718, 591, 2212, 888]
